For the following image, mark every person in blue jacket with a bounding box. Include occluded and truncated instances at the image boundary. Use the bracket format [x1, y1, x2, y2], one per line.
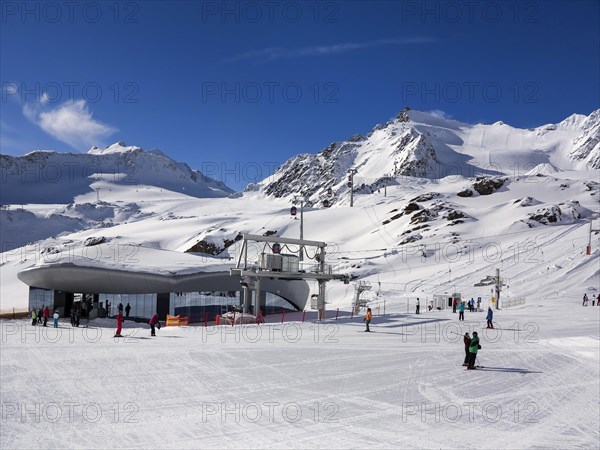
[486, 307, 494, 329]
[458, 301, 465, 321]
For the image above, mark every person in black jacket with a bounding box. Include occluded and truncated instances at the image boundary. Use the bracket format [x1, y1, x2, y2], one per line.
[463, 332, 471, 366]
[467, 332, 480, 370]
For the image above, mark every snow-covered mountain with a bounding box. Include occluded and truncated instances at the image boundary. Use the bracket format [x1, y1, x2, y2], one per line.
[1, 109, 599, 314]
[0, 141, 233, 205]
[255, 108, 600, 206]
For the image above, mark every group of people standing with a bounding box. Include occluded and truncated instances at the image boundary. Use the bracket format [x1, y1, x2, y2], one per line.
[582, 293, 600, 306]
[69, 305, 84, 327]
[30, 306, 59, 328]
[453, 297, 481, 313]
[463, 332, 480, 369]
[31, 306, 47, 327]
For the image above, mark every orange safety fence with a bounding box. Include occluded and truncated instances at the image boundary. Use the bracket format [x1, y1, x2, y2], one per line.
[165, 315, 189, 326]
[165, 315, 180, 326]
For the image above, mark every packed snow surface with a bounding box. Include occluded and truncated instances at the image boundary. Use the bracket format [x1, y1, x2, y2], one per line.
[1, 295, 598, 448]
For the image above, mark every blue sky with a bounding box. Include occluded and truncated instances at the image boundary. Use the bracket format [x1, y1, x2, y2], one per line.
[1, 0, 599, 190]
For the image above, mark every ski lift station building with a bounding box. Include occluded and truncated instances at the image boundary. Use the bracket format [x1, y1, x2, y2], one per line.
[17, 242, 310, 322]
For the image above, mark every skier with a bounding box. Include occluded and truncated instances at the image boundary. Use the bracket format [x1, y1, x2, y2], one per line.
[458, 301, 465, 321]
[415, 298, 420, 315]
[467, 331, 480, 370]
[597, 294, 600, 306]
[582, 293, 588, 306]
[37, 306, 43, 324]
[115, 311, 123, 337]
[43, 306, 50, 327]
[452, 298, 457, 313]
[70, 308, 76, 327]
[31, 309, 37, 326]
[53, 311, 59, 328]
[462, 332, 471, 366]
[118, 302, 124, 314]
[149, 313, 159, 336]
[125, 303, 131, 318]
[486, 307, 494, 329]
[469, 298, 475, 312]
[364, 307, 372, 332]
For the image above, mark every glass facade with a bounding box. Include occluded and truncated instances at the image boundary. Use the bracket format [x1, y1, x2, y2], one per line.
[28, 288, 53, 313]
[28, 288, 300, 323]
[170, 291, 240, 322]
[169, 290, 300, 320]
[98, 293, 157, 319]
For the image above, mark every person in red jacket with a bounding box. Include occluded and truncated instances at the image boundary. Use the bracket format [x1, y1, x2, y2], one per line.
[43, 306, 50, 327]
[114, 312, 123, 338]
[149, 314, 159, 336]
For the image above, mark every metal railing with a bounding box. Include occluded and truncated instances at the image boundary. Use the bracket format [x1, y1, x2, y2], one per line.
[501, 297, 526, 309]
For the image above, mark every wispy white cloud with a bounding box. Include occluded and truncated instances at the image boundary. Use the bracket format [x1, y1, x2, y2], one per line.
[221, 37, 436, 64]
[22, 100, 117, 150]
[426, 109, 452, 119]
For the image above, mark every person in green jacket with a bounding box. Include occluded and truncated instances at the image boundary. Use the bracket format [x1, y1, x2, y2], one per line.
[467, 331, 480, 370]
[31, 309, 37, 326]
[458, 301, 465, 321]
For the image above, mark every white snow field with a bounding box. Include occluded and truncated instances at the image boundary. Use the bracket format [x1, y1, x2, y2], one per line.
[1, 110, 599, 448]
[1, 295, 598, 449]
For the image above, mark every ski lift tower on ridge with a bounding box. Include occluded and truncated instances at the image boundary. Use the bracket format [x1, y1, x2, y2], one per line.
[353, 281, 372, 315]
[230, 234, 349, 320]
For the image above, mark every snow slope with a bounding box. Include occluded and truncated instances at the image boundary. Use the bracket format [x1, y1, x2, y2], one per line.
[1, 293, 598, 448]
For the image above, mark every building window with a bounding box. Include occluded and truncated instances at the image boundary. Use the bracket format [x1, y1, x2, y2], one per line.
[99, 293, 157, 319]
[28, 287, 53, 312]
